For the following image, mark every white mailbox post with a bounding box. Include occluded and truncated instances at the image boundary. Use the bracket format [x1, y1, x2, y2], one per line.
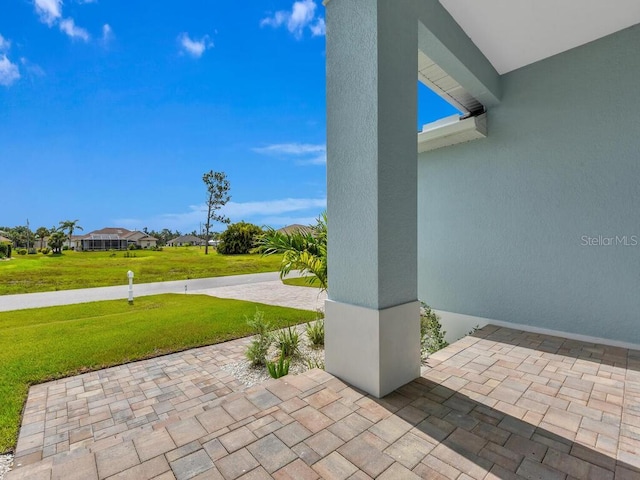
[127, 270, 134, 304]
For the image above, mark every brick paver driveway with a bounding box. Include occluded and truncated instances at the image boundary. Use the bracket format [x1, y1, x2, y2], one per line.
[7, 325, 640, 479]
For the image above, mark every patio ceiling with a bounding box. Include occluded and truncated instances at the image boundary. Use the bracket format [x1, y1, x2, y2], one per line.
[439, 0, 640, 74]
[416, 1, 640, 137]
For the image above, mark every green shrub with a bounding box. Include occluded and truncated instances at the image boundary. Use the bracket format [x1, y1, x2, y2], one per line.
[245, 309, 272, 366]
[467, 325, 480, 336]
[17, 248, 27, 255]
[28, 248, 37, 255]
[305, 320, 324, 347]
[259, 212, 328, 290]
[420, 302, 448, 355]
[41, 247, 51, 255]
[276, 326, 300, 358]
[266, 349, 290, 379]
[128, 244, 137, 250]
[0, 244, 8, 258]
[62, 245, 69, 251]
[217, 222, 263, 254]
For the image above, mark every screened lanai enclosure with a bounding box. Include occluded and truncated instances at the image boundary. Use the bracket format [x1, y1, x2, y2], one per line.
[80, 234, 129, 251]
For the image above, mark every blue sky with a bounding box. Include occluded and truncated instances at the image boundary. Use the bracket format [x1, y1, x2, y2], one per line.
[1, 0, 457, 234]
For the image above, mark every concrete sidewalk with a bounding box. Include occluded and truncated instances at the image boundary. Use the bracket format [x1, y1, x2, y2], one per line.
[0, 272, 307, 312]
[192, 279, 326, 312]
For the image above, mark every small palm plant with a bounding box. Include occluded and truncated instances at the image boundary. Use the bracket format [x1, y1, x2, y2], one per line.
[305, 320, 324, 347]
[259, 212, 327, 290]
[276, 326, 300, 358]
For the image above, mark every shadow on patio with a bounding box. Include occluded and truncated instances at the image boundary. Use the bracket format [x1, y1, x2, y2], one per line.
[7, 325, 640, 479]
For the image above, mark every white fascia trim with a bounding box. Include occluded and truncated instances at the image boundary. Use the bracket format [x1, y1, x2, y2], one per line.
[436, 309, 640, 351]
[418, 113, 487, 153]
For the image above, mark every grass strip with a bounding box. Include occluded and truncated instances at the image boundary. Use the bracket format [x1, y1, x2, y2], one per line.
[282, 276, 321, 288]
[0, 248, 282, 295]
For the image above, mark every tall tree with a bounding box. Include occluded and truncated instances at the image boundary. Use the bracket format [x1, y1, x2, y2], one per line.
[202, 170, 231, 255]
[8, 226, 34, 248]
[35, 227, 50, 250]
[160, 229, 174, 245]
[59, 219, 83, 250]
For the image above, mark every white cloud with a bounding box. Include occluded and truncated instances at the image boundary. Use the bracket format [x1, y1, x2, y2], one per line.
[20, 57, 46, 77]
[288, 0, 316, 37]
[59, 18, 90, 41]
[260, 12, 287, 29]
[0, 54, 20, 86]
[35, 0, 62, 26]
[0, 34, 10, 53]
[33, 0, 92, 42]
[254, 143, 325, 155]
[102, 24, 113, 43]
[296, 154, 326, 166]
[254, 143, 326, 166]
[178, 33, 213, 58]
[261, 0, 325, 39]
[224, 198, 326, 217]
[310, 18, 325, 37]
[113, 197, 327, 232]
[0, 34, 20, 86]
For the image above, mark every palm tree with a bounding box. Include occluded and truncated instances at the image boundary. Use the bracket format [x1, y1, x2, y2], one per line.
[259, 212, 327, 290]
[48, 230, 66, 254]
[35, 227, 50, 250]
[59, 219, 83, 250]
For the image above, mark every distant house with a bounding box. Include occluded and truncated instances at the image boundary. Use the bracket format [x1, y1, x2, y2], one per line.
[124, 231, 158, 249]
[277, 224, 313, 235]
[76, 228, 158, 251]
[166, 235, 205, 247]
[66, 235, 83, 250]
[0, 235, 11, 244]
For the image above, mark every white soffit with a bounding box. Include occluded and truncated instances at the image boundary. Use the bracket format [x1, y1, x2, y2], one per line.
[418, 51, 483, 115]
[438, 0, 640, 74]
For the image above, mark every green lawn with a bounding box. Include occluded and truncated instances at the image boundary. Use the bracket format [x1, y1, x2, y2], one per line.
[0, 247, 282, 295]
[282, 276, 321, 288]
[0, 294, 316, 453]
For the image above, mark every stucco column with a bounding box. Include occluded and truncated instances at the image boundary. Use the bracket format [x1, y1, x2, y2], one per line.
[325, 0, 420, 398]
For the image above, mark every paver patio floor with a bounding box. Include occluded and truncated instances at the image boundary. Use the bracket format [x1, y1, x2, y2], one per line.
[7, 325, 640, 479]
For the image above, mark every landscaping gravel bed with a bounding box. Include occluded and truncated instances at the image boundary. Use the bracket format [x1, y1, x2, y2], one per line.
[0, 453, 12, 480]
[222, 323, 325, 388]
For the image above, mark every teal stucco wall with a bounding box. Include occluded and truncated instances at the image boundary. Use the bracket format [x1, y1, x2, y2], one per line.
[418, 24, 640, 344]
